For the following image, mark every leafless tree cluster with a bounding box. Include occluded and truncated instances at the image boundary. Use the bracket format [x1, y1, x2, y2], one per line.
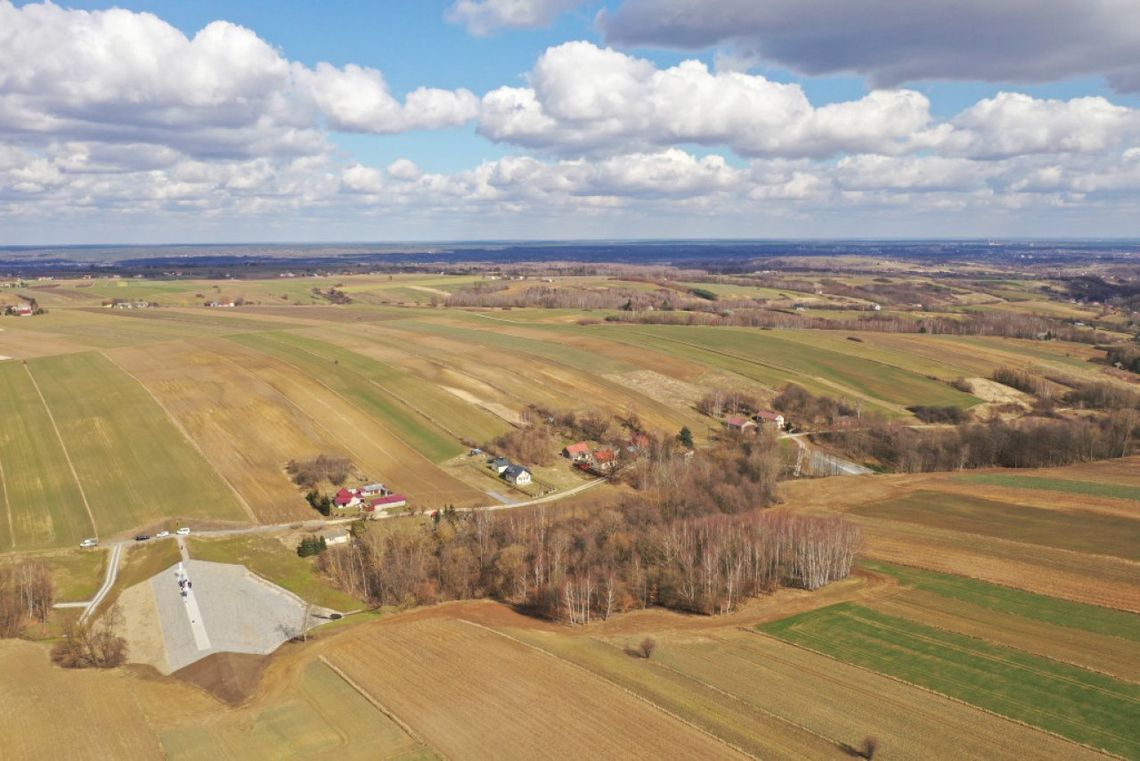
[696, 388, 760, 418]
[286, 454, 354, 487]
[823, 414, 1137, 471]
[51, 607, 127, 669]
[319, 502, 859, 624]
[991, 366, 1050, 397]
[318, 432, 857, 624]
[486, 425, 559, 467]
[603, 307, 1115, 344]
[772, 384, 864, 427]
[0, 562, 54, 637]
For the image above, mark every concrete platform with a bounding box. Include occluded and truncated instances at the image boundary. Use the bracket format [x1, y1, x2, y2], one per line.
[123, 559, 327, 674]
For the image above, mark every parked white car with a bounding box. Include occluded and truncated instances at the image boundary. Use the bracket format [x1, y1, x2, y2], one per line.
[155, 530, 170, 538]
[79, 538, 98, 548]
[176, 527, 191, 535]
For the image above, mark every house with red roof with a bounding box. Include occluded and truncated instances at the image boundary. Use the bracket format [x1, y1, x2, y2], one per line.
[333, 487, 362, 508]
[562, 441, 591, 462]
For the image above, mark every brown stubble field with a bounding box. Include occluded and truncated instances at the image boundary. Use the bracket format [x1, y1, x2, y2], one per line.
[321, 615, 747, 761]
[781, 459, 1140, 611]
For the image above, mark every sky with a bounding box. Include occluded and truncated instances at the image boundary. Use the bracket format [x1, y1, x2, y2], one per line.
[2, 0, 1140, 243]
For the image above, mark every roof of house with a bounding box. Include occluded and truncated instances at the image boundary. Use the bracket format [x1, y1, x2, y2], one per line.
[503, 464, 531, 478]
[334, 487, 358, 505]
[371, 494, 407, 506]
[491, 456, 510, 466]
[594, 448, 616, 463]
[755, 409, 783, 421]
[322, 529, 349, 540]
[563, 442, 591, 456]
[725, 415, 754, 427]
[628, 433, 651, 448]
[361, 483, 386, 492]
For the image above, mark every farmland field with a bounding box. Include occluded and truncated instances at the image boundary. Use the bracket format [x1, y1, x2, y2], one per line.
[323, 616, 745, 760]
[0, 362, 91, 549]
[761, 603, 1140, 758]
[956, 473, 1140, 502]
[851, 490, 1140, 561]
[27, 352, 249, 534]
[159, 660, 434, 761]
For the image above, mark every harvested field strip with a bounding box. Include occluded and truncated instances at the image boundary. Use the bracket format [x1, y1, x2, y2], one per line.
[9, 309, 233, 348]
[251, 330, 510, 445]
[107, 341, 345, 523]
[853, 491, 1140, 561]
[27, 352, 247, 535]
[160, 660, 433, 761]
[504, 628, 839, 760]
[761, 603, 1140, 758]
[208, 341, 484, 505]
[601, 324, 979, 409]
[324, 618, 743, 760]
[76, 307, 287, 334]
[655, 629, 1102, 760]
[957, 474, 1140, 502]
[857, 514, 1140, 611]
[0, 362, 91, 548]
[863, 561, 1140, 642]
[228, 332, 463, 462]
[394, 318, 636, 374]
[0, 640, 164, 761]
[870, 590, 1140, 682]
[350, 320, 703, 433]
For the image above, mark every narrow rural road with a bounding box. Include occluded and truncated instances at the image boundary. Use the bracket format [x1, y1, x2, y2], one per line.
[781, 432, 873, 476]
[77, 542, 123, 623]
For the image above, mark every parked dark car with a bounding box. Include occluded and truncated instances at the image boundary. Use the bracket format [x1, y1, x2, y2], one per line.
[135, 534, 150, 541]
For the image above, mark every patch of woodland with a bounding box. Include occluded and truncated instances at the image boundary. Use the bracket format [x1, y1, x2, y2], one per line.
[51, 606, 127, 669]
[0, 562, 54, 638]
[318, 435, 860, 624]
[286, 454, 355, 488]
[771, 384, 866, 427]
[819, 412, 1137, 472]
[312, 286, 352, 304]
[482, 405, 642, 468]
[906, 405, 970, 424]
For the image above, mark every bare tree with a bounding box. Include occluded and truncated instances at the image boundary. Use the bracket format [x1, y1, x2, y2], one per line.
[861, 736, 880, 760]
[640, 636, 657, 659]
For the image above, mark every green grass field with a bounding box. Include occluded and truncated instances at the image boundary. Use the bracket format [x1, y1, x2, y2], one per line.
[956, 474, 1140, 502]
[853, 491, 1140, 561]
[27, 352, 248, 534]
[0, 362, 93, 549]
[863, 561, 1140, 642]
[761, 603, 1140, 758]
[188, 535, 363, 611]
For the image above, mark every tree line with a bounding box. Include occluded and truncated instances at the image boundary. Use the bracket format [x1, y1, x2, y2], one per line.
[821, 414, 1136, 472]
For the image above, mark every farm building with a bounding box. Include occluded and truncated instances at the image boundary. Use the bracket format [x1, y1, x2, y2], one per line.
[626, 433, 651, 453]
[360, 483, 389, 496]
[367, 494, 408, 512]
[562, 442, 591, 461]
[333, 488, 362, 508]
[724, 415, 757, 433]
[490, 457, 511, 474]
[754, 410, 786, 429]
[592, 448, 618, 471]
[502, 464, 532, 486]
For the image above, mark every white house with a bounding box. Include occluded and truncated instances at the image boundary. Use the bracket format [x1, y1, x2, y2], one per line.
[502, 464, 532, 486]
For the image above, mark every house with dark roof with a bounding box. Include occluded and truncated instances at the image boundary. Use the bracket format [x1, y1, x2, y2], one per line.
[490, 457, 511, 474]
[502, 464, 532, 486]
